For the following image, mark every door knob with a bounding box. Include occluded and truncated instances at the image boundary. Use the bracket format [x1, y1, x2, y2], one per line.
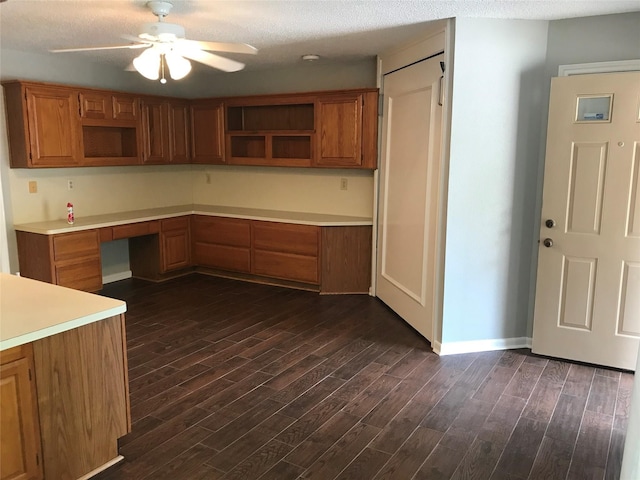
[545, 219, 555, 228]
[543, 238, 553, 248]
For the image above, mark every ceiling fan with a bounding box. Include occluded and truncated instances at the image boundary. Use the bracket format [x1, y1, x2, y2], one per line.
[50, 1, 258, 83]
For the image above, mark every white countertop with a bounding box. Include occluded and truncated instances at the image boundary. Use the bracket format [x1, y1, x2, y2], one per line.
[14, 204, 373, 235]
[0, 274, 126, 351]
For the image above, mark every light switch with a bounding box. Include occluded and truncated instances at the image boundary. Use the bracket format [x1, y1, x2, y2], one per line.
[28, 181, 38, 193]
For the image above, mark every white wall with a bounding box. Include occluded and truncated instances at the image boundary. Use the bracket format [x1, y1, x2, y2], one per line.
[192, 165, 373, 217]
[441, 18, 548, 345]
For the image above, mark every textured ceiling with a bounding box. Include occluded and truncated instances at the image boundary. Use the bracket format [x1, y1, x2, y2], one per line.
[1, 0, 638, 72]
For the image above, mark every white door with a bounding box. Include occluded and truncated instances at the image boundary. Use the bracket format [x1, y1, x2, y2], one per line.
[376, 55, 443, 342]
[532, 72, 640, 370]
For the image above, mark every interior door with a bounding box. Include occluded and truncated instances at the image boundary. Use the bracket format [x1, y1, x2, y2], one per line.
[376, 55, 443, 342]
[532, 72, 640, 370]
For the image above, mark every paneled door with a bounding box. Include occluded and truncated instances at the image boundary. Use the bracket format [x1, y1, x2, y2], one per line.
[532, 72, 640, 370]
[376, 54, 444, 342]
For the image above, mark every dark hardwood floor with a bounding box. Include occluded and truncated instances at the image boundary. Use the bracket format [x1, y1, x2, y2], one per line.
[94, 274, 633, 480]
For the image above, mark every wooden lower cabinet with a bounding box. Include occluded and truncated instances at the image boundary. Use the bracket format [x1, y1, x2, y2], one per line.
[0, 344, 43, 480]
[192, 217, 371, 292]
[15, 215, 371, 294]
[32, 315, 130, 480]
[0, 316, 130, 480]
[192, 216, 251, 273]
[252, 221, 320, 284]
[160, 216, 191, 272]
[16, 230, 102, 292]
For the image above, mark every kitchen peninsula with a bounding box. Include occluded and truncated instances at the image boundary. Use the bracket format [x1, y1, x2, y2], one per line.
[0, 273, 129, 480]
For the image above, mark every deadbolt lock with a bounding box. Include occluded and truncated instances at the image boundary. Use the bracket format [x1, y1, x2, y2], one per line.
[545, 219, 555, 228]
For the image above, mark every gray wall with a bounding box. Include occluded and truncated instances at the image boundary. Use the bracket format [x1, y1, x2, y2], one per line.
[442, 17, 549, 346]
[0, 48, 376, 97]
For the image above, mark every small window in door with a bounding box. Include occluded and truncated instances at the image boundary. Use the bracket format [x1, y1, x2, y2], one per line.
[575, 94, 613, 123]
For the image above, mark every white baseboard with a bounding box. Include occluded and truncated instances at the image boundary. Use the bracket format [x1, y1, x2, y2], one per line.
[102, 270, 132, 284]
[433, 336, 532, 356]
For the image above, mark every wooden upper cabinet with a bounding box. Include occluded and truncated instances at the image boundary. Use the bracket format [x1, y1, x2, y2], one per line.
[141, 98, 191, 164]
[3, 81, 377, 169]
[3, 82, 83, 167]
[314, 89, 377, 169]
[168, 101, 191, 164]
[0, 344, 43, 480]
[191, 101, 225, 164]
[140, 98, 170, 164]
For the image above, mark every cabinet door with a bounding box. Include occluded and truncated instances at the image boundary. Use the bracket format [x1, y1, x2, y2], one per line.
[25, 86, 82, 167]
[79, 91, 112, 119]
[160, 217, 191, 272]
[112, 95, 138, 121]
[191, 102, 225, 164]
[168, 101, 191, 164]
[0, 345, 43, 480]
[141, 99, 169, 164]
[315, 94, 363, 167]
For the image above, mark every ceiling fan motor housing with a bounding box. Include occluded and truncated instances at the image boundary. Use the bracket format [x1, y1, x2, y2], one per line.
[139, 22, 185, 41]
[147, 1, 173, 18]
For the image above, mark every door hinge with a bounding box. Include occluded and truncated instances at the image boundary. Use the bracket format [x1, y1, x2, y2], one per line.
[29, 151, 32, 160]
[28, 368, 32, 381]
[78, 94, 82, 116]
[36, 453, 40, 465]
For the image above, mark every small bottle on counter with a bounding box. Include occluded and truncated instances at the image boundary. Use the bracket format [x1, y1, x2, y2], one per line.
[67, 202, 74, 225]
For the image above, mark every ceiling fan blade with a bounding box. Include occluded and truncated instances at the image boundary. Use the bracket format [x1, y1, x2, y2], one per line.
[50, 44, 149, 53]
[121, 34, 155, 45]
[177, 48, 245, 72]
[176, 39, 258, 55]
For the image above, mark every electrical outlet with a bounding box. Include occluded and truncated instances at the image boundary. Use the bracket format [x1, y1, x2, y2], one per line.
[28, 181, 38, 193]
[67, 179, 73, 190]
[340, 178, 348, 191]
[206, 173, 211, 184]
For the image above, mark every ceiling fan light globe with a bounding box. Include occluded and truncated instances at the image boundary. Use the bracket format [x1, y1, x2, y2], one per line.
[133, 48, 161, 80]
[165, 51, 192, 79]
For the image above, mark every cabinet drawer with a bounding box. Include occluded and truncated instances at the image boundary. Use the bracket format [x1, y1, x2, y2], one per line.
[194, 243, 251, 273]
[252, 222, 318, 256]
[161, 216, 190, 232]
[55, 257, 102, 291]
[253, 250, 319, 284]
[192, 216, 250, 247]
[52, 230, 100, 262]
[112, 221, 159, 240]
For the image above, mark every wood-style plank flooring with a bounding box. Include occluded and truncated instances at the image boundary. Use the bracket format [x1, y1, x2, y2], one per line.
[94, 274, 634, 480]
